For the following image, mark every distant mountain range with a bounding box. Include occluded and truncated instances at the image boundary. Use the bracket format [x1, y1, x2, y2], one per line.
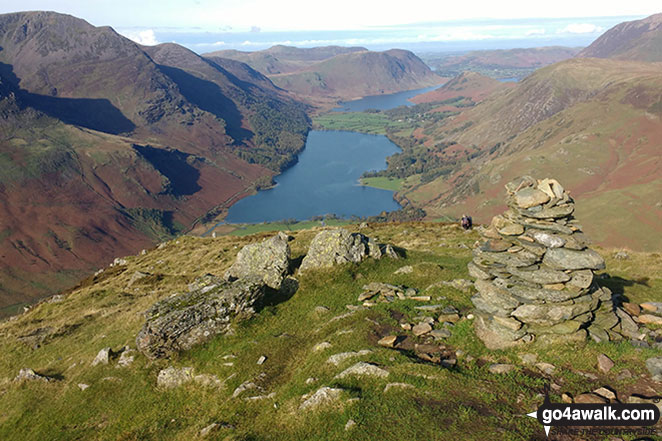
[208, 46, 443, 100]
[422, 46, 581, 80]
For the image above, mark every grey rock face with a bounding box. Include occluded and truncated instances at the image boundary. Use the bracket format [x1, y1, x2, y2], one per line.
[225, 232, 291, 290]
[468, 176, 631, 347]
[299, 229, 395, 272]
[136, 276, 267, 359]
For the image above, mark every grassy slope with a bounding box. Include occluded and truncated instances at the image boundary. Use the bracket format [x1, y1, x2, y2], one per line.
[0, 222, 661, 440]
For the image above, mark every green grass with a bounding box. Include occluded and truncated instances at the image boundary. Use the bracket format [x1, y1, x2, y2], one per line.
[0, 222, 661, 440]
[360, 177, 403, 191]
[223, 218, 352, 236]
[313, 112, 410, 135]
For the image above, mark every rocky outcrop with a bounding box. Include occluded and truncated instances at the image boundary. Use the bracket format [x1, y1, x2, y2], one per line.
[14, 368, 52, 383]
[225, 232, 291, 290]
[299, 229, 397, 272]
[469, 176, 630, 349]
[136, 275, 267, 359]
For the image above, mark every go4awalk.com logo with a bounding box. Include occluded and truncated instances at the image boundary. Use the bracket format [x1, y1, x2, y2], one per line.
[527, 392, 660, 437]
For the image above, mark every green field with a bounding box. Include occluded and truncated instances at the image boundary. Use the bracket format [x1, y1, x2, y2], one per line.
[313, 112, 410, 134]
[360, 177, 404, 191]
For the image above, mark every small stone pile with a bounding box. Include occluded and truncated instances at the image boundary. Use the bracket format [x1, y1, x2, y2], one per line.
[469, 176, 630, 349]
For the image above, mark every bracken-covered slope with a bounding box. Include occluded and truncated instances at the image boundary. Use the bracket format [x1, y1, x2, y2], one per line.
[267, 49, 443, 100]
[0, 11, 310, 312]
[410, 71, 514, 105]
[577, 13, 662, 62]
[396, 58, 662, 251]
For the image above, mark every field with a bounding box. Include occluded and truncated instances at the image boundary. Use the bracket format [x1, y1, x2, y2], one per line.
[360, 177, 404, 191]
[313, 112, 414, 134]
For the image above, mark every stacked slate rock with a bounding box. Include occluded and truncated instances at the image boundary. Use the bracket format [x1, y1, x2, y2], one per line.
[469, 176, 630, 349]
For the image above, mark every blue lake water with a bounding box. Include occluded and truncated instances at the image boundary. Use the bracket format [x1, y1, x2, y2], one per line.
[332, 84, 442, 112]
[224, 131, 402, 223]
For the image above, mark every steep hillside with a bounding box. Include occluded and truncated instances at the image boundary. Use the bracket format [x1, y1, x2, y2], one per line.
[394, 58, 662, 250]
[143, 43, 310, 170]
[578, 13, 662, 61]
[410, 71, 514, 105]
[0, 11, 310, 312]
[269, 49, 443, 100]
[0, 223, 660, 440]
[205, 45, 367, 75]
[423, 46, 580, 79]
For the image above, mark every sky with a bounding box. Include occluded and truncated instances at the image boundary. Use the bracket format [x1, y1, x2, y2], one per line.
[0, 1, 660, 53]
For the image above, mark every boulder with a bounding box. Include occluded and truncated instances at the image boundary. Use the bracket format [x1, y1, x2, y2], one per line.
[136, 276, 267, 359]
[334, 362, 389, 379]
[91, 347, 111, 367]
[225, 232, 291, 290]
[14, 368, 51, 383]
[300, 387, 343, 410]
[300, 229, 393, 272]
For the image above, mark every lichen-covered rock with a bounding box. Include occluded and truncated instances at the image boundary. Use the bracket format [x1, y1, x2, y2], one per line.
[157, 366, 194, 388]
[299, 229, 395, 272]
[225, 232, 291, 289]
[136, 276, 267, 359]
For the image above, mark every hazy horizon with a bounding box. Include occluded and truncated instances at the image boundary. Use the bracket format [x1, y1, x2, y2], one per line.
[1, 2, 660, 54]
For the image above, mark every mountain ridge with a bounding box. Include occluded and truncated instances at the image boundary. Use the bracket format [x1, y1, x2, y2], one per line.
[577, 13, 662, 61]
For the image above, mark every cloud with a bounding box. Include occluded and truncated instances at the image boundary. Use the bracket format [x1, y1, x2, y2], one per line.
[250, 26, 261, 33]
[121, 29, 159, 45]
[558, 23, 603, 34]
[526, 28, 546, 36]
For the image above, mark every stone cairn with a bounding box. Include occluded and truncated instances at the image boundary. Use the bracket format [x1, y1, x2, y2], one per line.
[469, 176, 633, 349]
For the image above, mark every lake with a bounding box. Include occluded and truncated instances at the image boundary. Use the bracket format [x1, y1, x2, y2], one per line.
[224, 131, 402, 223]
[332, 84, 441, 112]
